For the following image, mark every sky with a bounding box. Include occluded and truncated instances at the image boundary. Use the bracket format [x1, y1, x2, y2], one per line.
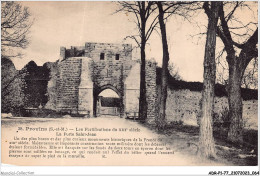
[10, 1, 257, 83]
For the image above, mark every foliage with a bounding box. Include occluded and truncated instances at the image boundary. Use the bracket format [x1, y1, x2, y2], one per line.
[169, 120, 184, 127]
[213, 107, 231, 139]
[1, 57, 26, 113]
[22, 61, 50, 108]
[213, 107, 230, 128]
[44, 61, 58, 110]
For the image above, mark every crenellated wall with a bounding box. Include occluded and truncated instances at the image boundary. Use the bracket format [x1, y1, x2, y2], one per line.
[84, 42, 132, 61]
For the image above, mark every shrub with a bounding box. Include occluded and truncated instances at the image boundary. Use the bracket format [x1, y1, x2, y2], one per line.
[213, 107, 230, 138]
[168, 120, 184, 127]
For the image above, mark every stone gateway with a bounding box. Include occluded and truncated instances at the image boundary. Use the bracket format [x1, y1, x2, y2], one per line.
[48, 42, 157, 123]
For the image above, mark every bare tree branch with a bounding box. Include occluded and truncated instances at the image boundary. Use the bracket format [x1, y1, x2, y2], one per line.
[1, 2, 33, 58]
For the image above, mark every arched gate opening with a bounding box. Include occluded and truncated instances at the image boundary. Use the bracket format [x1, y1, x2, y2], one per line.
[93, 85, 123, 117]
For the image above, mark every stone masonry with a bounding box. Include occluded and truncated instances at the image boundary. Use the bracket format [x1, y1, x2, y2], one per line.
[50, 42, 157, 122]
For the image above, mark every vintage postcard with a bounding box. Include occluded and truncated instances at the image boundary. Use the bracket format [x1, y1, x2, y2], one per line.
[1, 1, 259, 175]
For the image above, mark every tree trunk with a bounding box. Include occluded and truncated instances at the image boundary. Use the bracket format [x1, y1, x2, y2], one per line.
[199, 2, 220, 158]
[157, 2, 169, 130]
[138, 5, 147, 122]
[138, 42, 147, 121]
[216, 3, 258, 145]
[227, 56, 244, 143]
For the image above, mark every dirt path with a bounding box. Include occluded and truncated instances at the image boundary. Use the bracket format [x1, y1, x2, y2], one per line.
[2, 116, 230, 166]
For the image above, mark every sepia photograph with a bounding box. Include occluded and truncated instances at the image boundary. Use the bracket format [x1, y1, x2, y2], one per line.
[1, 1, 259, 175]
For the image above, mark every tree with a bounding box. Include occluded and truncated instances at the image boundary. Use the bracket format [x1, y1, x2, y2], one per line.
[22, 61, 50, 108]
[216, 2, 258, 143]
[1, 57, 26, 114]
[1, 1, 33, 58]
[216, 52, 258, 90]
[156, 1, 170, 130]
[117, 2, 198, 122]
[241, 58, 258, 89]
[198, 1, 220, 158]
[116, 2, 157, 121]
[155, 1, 199, 129]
